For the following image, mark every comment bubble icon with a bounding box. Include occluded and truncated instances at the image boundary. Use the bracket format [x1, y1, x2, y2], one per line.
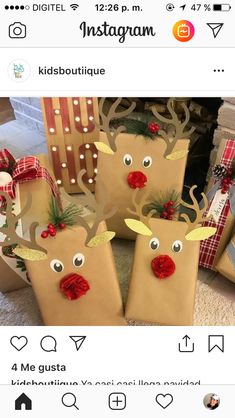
[40, 335, 57, 352]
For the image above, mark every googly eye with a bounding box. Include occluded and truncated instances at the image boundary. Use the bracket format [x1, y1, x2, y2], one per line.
[123, 154, 133, 167]
[50, 259, 64, 273]
[149, 237, 160, 250]
[172, 240, 183, 253]
[73, 253, 85, 267]
[142, 156, 152, 168]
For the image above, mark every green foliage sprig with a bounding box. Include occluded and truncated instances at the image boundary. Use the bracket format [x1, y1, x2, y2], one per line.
[48, 197, 83, 228]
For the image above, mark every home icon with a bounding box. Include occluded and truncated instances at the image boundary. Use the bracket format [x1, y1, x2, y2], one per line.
[15, 393, 32, 410]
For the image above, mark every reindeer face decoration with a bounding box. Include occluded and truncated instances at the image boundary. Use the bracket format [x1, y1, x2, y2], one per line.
[0, 171, 126, 325]
[95, 98, 194, 239]
[124, 187, 216, 325]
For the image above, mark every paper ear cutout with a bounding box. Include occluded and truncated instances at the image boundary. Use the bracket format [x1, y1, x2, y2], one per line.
[94, 142, 114, 155]
[13, 247, 48, 261]
[185, 226, 217, 241]
[166, 149, 189, 161]
[87, 231, 116, 247]
[124, 219, 152, 236]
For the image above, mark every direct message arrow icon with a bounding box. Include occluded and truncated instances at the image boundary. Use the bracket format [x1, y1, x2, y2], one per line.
[69, 336, 86, 351]
[207, 23, 224, 38]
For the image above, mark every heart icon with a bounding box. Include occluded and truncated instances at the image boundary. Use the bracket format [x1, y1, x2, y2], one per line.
[10, 336, 28, 351]
[156, 393, 173, 409]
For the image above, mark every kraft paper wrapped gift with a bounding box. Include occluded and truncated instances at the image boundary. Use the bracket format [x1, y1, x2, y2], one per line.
[25, 223, 126, 326]
[12, 169, 126, 326]
[0, 151, 58, 293]
[216, 236, 235, 284]
[199, 139, 235, 270]
[95, 98, 193, 240]
[124, 187, 216, 325]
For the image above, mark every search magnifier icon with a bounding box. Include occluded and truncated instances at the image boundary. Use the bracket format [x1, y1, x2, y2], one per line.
[62, 392, 79, 410]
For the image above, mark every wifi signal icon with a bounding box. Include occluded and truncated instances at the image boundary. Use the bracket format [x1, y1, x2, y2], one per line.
[70, 3, 79, 10]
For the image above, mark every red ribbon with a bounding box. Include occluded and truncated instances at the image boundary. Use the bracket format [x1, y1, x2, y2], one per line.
[0, 149, 58, 202]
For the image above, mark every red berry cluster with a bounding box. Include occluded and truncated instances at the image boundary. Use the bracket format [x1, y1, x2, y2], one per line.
[160, 200, 174, 220]
[148, 122, 160, 135]
[41, 222, 66, 239]
[221, 168, 233, 194]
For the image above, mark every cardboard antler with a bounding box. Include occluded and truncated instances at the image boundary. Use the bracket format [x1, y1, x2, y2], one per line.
[95, 98, 136, 154]
[180, 185, 216, 241]
[61, 169, 116, 247]
[0, 191, 47, 260]
[125, 189, 155, 236]
[152, 98, 195, 159]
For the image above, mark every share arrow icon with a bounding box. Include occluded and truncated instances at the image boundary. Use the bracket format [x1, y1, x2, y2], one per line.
[207, 23, 224, 38]
[70, 336, 86, 351]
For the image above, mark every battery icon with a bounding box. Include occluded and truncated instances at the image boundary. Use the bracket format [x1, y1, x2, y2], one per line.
[213, 4, 231, 11]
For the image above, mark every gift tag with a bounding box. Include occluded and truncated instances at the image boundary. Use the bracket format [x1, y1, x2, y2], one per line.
[208, 189, 228, 223]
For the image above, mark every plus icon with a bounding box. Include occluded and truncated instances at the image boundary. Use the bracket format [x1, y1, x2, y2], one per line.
[108, 393, 126, 410]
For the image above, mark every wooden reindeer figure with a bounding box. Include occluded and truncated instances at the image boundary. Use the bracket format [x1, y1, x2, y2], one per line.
[0, 172, 126, 326]
[95, 98, 194, 239]
[124, 186, 216, 325]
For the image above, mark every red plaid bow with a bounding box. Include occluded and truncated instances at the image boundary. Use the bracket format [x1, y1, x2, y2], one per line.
[0, 149, 58, 202]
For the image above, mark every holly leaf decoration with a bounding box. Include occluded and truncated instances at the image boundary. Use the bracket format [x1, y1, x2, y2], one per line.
[16, 259, 26, 272]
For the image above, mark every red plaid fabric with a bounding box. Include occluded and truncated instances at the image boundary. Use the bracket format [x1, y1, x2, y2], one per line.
[199, 139, 235, 269]
[0, 149, 58, 203]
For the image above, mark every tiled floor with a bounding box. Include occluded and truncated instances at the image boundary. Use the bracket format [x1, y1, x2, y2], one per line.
[0, 120, 234, 325]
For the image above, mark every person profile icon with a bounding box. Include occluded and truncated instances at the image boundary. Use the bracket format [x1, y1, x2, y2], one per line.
[204, 393, 220, 410]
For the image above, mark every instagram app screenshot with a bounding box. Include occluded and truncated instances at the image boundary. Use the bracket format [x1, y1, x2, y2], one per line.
[0, 0, 234, 416]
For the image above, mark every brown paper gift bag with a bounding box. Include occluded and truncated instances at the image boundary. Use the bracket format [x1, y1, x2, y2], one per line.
[95, 98, 192, 239]
[216, 236, 235, 283]
[124, 187, 216, 325]
[25, 223, 126, 326]
[0, 153, 58, 293]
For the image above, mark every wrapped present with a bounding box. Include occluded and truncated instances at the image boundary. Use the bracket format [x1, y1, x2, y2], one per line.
[199, 139, 235, 270]
[124, 187, 216, 325]
[95, 98, 193, 239]
[0, 150, 59, 293]
[8, 170, 126, 326]
[216, 236, 235, 283]
[42, 97, 99, 193]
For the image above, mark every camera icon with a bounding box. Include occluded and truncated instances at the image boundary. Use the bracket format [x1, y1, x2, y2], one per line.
[9, 22, 26, 39]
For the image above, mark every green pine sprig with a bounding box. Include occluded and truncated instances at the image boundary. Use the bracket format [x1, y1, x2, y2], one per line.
[144, 190, 180, 219]
[112, 117, 160, 140]
[48, 197, 83, 227]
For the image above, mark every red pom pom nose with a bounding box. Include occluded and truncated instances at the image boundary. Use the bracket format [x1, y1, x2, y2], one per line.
[127, 171, 147, 189]
[151, 255, 176, 279]
[60, 273, 90, 300]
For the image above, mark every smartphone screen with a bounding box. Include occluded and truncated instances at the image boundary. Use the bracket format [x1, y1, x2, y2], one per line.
[0, 1, 234, 416]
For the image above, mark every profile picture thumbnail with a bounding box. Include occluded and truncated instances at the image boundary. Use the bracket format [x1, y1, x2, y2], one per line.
[203, 393, 220, 410]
